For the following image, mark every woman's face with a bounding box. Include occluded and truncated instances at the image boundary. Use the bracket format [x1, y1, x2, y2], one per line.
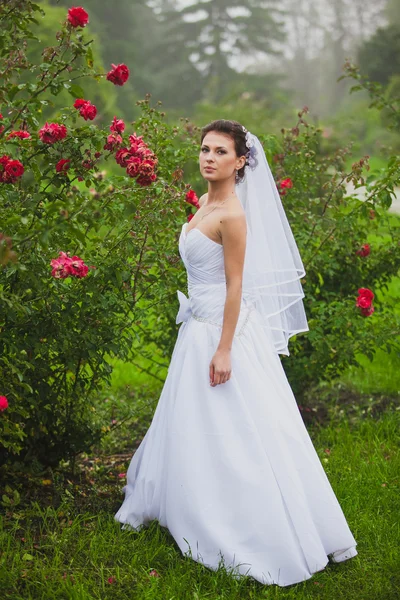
[199, 131, 245, 183]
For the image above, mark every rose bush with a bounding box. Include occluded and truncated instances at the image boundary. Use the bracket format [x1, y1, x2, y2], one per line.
[0, 1, 197, 467]
[131, 100, 400, 403]
[263, 92, 399, 396]
[0, 2, 399, 468]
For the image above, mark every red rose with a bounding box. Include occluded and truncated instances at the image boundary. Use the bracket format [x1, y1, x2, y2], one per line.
[56, 158, 70, 173]
[67, 7, 89, 28]
[5, 159, 24, 179]
[104, 133, 123, 151]
[356, 287, 374, 316]
[79, 101, 97, 121]
[50, 251, 92, 279]
[356, 296, 372, 309]
[110, 116, 125, 134]
[136, 172, 157, 187]
[187, 213, 194, 222]
[185, 189, 199, 208]
[106, 63, 129, 86]
[115, 148, 132, 167]
[0, 395, 8, 411]
[0, 154, 10, 179]
[126, 157, 142, 178]
[128, 133, 145, 150]
[39, 122, 67, 144]
[280, 178, 293, 188]
[73, 98, 87, 109]
[277, 177, 293, 195]
[357, 287, 374, 304]
[356, 243, 370, 257]
[360, 305, 374, 317]
[138, 158, 157, 177]
[6, 130, 31, 140]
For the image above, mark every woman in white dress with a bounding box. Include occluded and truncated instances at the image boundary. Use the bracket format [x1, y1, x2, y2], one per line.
[115, 120, 358, 587]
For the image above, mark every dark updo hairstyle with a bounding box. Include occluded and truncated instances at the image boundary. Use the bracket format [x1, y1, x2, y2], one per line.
[200, 119, 248, 183]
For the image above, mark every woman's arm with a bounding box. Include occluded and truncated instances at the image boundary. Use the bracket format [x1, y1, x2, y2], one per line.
[209, 213, 247, 386]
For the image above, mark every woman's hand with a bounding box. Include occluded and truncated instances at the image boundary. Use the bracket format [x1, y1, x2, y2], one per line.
[209, 349, 232, 386]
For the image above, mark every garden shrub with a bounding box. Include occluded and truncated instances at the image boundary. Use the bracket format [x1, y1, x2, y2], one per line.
[0, 3, 399, 468]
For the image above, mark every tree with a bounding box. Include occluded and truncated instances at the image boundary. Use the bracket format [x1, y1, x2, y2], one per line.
[152, 0, 286, 102]
[358, 23, 400, 87]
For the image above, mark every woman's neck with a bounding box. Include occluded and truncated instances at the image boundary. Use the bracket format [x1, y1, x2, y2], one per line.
[206, 180, 236, 204]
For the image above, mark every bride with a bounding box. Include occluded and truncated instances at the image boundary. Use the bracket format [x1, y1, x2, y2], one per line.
[114, 119, 358, 587]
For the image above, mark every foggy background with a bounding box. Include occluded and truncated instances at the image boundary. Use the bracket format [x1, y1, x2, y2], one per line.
[40, 0, 399, 159]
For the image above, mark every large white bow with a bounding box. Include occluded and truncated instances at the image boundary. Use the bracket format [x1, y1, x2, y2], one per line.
[175, 290, 192, 324]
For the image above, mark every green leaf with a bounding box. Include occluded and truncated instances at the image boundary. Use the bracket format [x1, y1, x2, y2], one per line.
[8, 85, 20, 101]
[22, 553, 34, 561]
[68, 84, 85, 99]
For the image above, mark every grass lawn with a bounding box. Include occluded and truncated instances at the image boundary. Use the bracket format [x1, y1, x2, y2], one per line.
[1, 195, 398, 599]
[1, 407, 399, 599]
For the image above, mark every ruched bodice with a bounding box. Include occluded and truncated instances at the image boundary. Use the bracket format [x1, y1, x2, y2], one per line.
[176, 222, 254, 332]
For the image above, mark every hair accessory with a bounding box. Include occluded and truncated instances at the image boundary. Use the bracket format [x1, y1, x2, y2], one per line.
[245, 131, 258, 170]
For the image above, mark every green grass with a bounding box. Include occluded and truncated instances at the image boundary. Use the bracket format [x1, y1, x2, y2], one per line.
[1, 410, 399, 599]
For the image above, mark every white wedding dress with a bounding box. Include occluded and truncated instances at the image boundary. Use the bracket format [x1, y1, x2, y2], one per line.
[114, 221, 358, 587]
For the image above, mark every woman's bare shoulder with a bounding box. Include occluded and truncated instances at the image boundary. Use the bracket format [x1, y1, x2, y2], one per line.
[219, 203, 246, 239]
[199, 193, 207, 206]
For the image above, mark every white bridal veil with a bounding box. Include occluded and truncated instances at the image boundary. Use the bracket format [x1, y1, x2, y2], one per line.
[235, 130, 309, 356]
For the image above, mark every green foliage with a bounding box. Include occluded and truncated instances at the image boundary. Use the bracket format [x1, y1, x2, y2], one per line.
[0, 1, 197, 466]
[264, 103, 399, 395]
[1, 2, 399, 469]
[358, 23, 400, 87]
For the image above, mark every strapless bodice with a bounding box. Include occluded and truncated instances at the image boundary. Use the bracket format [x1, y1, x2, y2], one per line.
[176, 223, 254, 332]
